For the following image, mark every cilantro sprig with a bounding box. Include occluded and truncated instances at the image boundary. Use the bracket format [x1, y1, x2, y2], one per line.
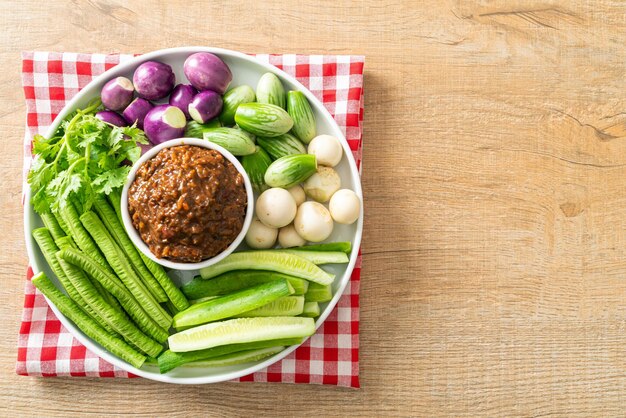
[28, 99, 148, 214]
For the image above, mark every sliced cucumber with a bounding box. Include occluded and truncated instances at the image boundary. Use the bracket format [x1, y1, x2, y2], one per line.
[157, 337, 302, 374]
[290, 241, 352, 254]
[300, 301, 320, 317]
[186, 346, 285, 368]
[168, 316, 315, 352]
[199, 251, 334, 285]
[305, 282, 333, 302]
[173, 280, 292, 330]
[279, 250, 348, 265]
[234, 296, 304, 317]
[182, 270, 308, 300]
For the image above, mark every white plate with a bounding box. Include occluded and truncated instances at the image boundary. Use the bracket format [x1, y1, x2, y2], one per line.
[23, 47, 363, 384]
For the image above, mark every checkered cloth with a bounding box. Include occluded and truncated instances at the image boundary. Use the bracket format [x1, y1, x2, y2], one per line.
[17, 51, 364, 387]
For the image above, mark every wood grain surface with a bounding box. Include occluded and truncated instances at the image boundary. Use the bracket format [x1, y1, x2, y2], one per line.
[1, 0, 626, 416]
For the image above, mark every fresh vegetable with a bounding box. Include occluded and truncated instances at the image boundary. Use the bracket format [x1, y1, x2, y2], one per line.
[169, 84, 197, 119]
[133, 61, 175, 101]
[182, 270, 309, 299]
[302, 166, 341, 203]
[184, 52, 232, 94]
[256, 73, 286, 109]
[241, 146, 271, 192]
[278, 224, 306, 248]
[234, 103, 293, 137]
[172, 280, 293, 330]
[101, 77, 134, 111]
[40, 212, 66, 241]
[31, 272, 146, 368]
[188, 90, 223, 124]
[245, 217, 278, 249]
[143, 104, 186, 144]
[287, 185, 306, 206]
[220, 85, 256, 126]
[264, 154, 317, 189]
[168, 316, 315, 352]
[184, 119, 221, 138]
[280, 250, 348, 265]
[157, 338, 301, 374]
[257, 133, 306, 160]
[307, 134, 342, 167]
[138, 252, 190, 312]
[300, 302, 320, 317]
[291, 241, 351, 253]
[199, 250, 335, 285]
[186, 346, 285, 368]
[123, 98, 153, 130]
[202, 127, 255, 156]
[293, 201, 334, 242]
[234, 296, 304, 317]
[304, 282, 333, 302]
[329, 189, 360, 224]
[286, 91, 316, 143]
[255, 188, 297, 228]
[95, 110, 128, 127]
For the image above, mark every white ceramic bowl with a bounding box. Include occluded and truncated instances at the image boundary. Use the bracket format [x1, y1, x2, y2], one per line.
[23, 47, 363, 384]
[120, 138, 254, 271]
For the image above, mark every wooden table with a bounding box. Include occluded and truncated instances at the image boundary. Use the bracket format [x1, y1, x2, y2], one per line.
[1, 1, 625, 416]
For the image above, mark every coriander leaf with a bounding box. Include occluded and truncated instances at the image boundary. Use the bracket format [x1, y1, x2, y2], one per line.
[32, 134, 60, 160]
[92, 166, 131, 195]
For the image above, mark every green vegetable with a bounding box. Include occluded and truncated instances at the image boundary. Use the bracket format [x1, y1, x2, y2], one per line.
[202, 127, 256, 156]
[234, 296, 304, 317]
[40, 212, 66, 241]
[184, 119, 221, 138]
[199, 251, 334, 285]
[234, 103, 293, 138]
[279, 250, 349, 265]
[290, 241, 352, 253]
[304, 282, 333, 302]
[168, 316, 316, 352]
[107, 188, 123, 220]
[54, 235, 77, 250]
[219, 85, 256, 126]
[157, 338, 301, 374]
[257, 133, 306, 160]
[59, 248, 169, 343]
[189, 296, 219, 305]
[241, 146, 272, 192]
[31, 272, 146, 368]
[186, 346, 285, 368]
[173, 280, 293, 330]
[58, 257, 163, 357]
[264, 154, 317, 188]
[286, 91, 316, 144]
[256, 73, 286, 109]
[79, 210, 172, 328]
[182, 270, 308, 300]
[93, 196, 167, 303]
[139, 252, 189, 311]
[300, 301, 320, 317]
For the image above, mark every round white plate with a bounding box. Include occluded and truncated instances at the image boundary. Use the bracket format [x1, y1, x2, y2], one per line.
[23, 47, 363, 384]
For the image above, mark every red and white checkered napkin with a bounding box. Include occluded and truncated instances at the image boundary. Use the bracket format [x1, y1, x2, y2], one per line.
[17, 51, 364, 387]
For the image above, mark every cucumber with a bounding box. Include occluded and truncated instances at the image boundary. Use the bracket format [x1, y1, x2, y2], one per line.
[168, 316, 315, 352]
[31, 272, 146, 369]
[157, 337, 302, 373]
[202, 127, 256, 156]
[182, 270, 309, 299]
[172, 280, 292, 330]
[286, 91, 316, 144]
[234, 103, 293, 138]
[190, 296, 219, 305]
[305, 282, 332, 302]
[241, 146, 272, 192]
[300, 301, 320, 317]
[256, 73, 286, 109]
[199, 251, 335, 285]
[219, 85, 256, 126]
[234, 296, 304, 317]
[264, 154, 317, 188]
[184, 119, 221, 138]
[186, 346, 285, 368]
[291, 241, 352, 253]
[279, 250, 349, 265]
[257, 133, 306, 160]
